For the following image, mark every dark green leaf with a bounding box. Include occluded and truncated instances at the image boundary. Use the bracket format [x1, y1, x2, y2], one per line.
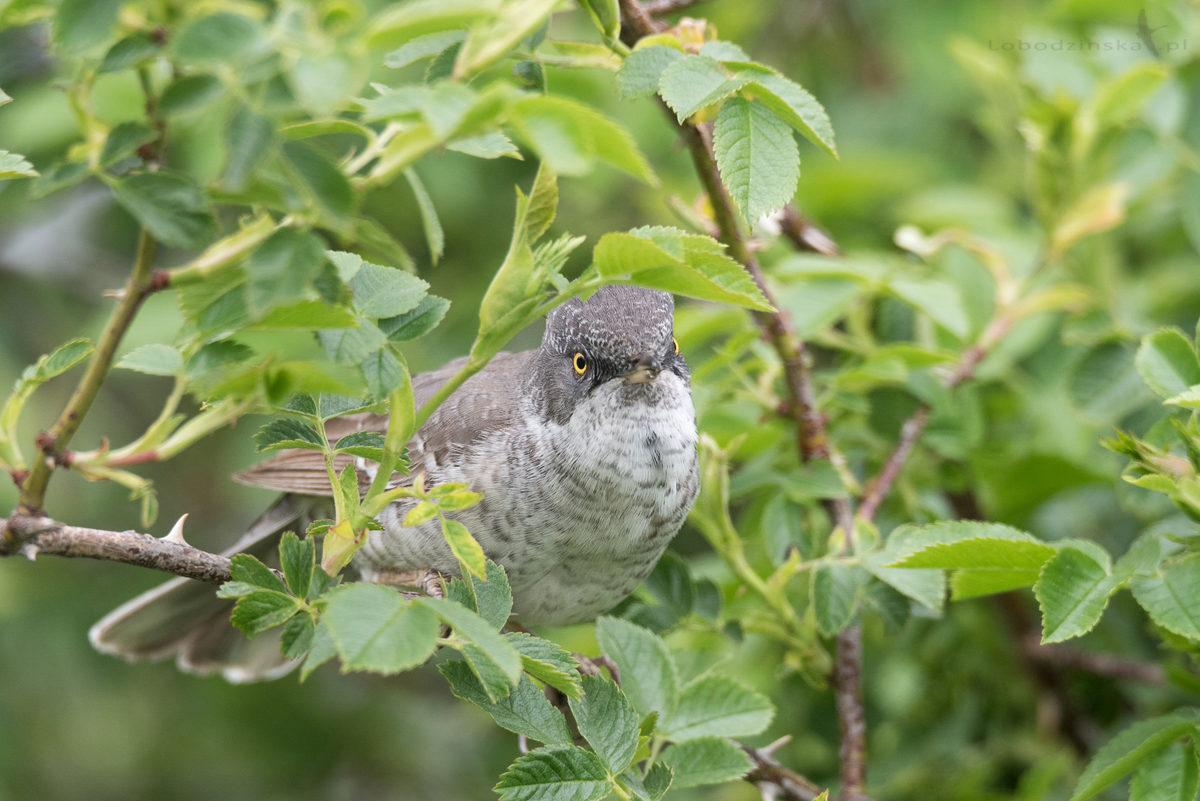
[229, 553, 287, 594]
[362, 347, 404, 399]
[404, 168, 444, 264]
[159, 74, 223, 116]
[494, 745, 611, 801]
[98, 34, 161, 73]
[53, 0, 122, 52]
[379, 295, 450, 341]
[230, 590, 301, 636]
[279, 531, 314, 599]
[244, 228, 326, 314]
[300, 621, 337, 680]
[1131, 559, 1200, 640]
[1131, 741, 1200, 801]
[252, 418, 324, 452]
[111, 171, 217, 250]
[223, 105, 275, 191]
[441, 661, 573, 745]
[1136, 328, 1200, 400]
[100, 122, 155, 168]
[281, 141, 355, 223]
[569, 674, 639, 774]
[333, 431, 386, 461]
[280, 613, 316, 658]
[595, 616, 678, 720]
[172, 12, 266, 65]
[1035, 546, 1118, 643]
[812, 563, 867, 636]
[319, 319, 387, 364]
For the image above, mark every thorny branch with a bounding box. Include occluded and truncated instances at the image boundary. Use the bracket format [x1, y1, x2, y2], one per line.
[620, 2, 865, 797]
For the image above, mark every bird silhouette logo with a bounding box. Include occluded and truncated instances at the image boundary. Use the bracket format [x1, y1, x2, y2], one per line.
[1137, 9, 1168, 57]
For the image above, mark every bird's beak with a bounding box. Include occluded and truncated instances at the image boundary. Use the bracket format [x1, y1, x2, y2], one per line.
[624, 354, 662, 384]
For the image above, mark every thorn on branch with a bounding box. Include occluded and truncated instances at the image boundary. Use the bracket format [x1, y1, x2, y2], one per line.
[162, 513, 189, 546]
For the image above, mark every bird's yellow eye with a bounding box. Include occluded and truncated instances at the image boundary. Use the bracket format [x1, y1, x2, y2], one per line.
[673, 337, 680, 355]
[573, 352, 587, 374]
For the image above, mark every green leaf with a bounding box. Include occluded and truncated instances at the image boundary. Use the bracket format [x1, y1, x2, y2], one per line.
[279, 531, 314, 599]
[712, 97, 799, 224]
[1035, 546, 1119, 644]
[1069, 341, 1151, 423]
[494, 746, 612, 801]
[385, 30, 468, 68]
[229, 590, 301, 636]
[280, 141, 355, 224]
[862, 549, 945, 613]
[659, 737, 753, 788]
[642, 762, 673, 800]
[99, 121, 155, 168]
[421, 596, 522, 685]
[245, 228, 326, 314]
[812, 562, 867, 637]
[447, 131, 520, 160]
[506, 632, 583, 698]
[1130, 742, 1200, 801]
[592, 229, 771, 311]
[1070, 711, 1200, 801]
[595, 616, 679, 720]
[403, 501, 439, 526]
[379, 295, 450, 341]
[319, 319, 386, 364]
[887, 521, 1057, 599]
[403, 168, 445, 265]
[738, 69, 838, 158]
[366, 0, 497, 49]
[98, 33, 161, 74]
[362, 347, 404, 399]
[29, 161, 87, 197]
[252, 418, 324, 452]
[288, 53, 363, 117]
[158, 74, 223, 116]
[223, 105, 275, 191]
[1136, 328, 1200, 400]
[281, 613, 316, 659]
[229, 553, 288, 594]
[1092, 61, 1170, 129]
[700, 40, 750, 61]
[658, 55, 750, 122]
[116, 344, 183, 376]
[453, 0, 559, 77]
[172, 12, 266, 65]
[439, 517, 488, 580]
[0, 151, 37, 181]
[333, 431, 386, 462]
[467, 558, 514, 628]
[511, 95, 656, 184]
[111, 172, 217, 250]
[616, 45, 683, 99]
[569, 674, 639, 774]
[252, 300, 359, 330]
[1131, 559, 1200, 640]
[889, 278, 970, 339]
[321, 583, 440, 673]
[442, 662, 573, 745]
[53, 0, 122, 52]
[661, 674, 773, 741]
[349, 259, 430, 318]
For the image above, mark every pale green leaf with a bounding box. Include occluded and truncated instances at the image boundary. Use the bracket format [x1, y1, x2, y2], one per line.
[617, 45, 683, 99]
[349, 260, 430, 318]
[595, 616, 679, 721]
[0, 151, 37, 180]
[1136, 328, 1200, 400]
[53, 0, 121, 52]
[1130, 741, 1200, 801]
[811, 563, 868, 636]
[889, 278, 970, 339]
[116, 344, 183, 376]
[404, 168, 445, 264]
[385, 30, 468, 68]
[421, 596, 522, 684]
[712, 97, 799, 224]
[453, 0, 560, 78]
[1070, 712, 1200, 801]
[658, 55, 750, 122]
[322, 583, 440, 673]
[660, 674, 773, 741]
[659, 737, 752, 788]
[366, 0, 498, 50]
[507, 632, 583, 698]
[1131, 559, 1200, 640]
[172, 12, 266, 65]
[379, 295, 450, 341]
[1034, 546, 1119, 644]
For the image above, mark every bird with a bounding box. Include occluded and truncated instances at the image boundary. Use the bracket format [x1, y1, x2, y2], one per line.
[90, 285, 700, 681]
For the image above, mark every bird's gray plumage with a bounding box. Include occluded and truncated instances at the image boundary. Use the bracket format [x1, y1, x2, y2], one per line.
[91, 285, 699, 679]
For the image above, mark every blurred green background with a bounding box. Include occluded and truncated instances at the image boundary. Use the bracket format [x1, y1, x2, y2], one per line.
[2, 1, 1198, 799]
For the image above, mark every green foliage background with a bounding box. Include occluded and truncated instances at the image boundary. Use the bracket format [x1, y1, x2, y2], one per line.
[1, 0, 1199, 799]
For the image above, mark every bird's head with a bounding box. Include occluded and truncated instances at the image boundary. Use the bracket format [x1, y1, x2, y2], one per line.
[530, 285, 690, 424]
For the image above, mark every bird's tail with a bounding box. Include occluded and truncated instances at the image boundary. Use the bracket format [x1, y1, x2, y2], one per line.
[89, 495, 323, 683]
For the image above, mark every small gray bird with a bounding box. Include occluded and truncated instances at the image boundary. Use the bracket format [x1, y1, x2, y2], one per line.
[91, 285, 699, 681]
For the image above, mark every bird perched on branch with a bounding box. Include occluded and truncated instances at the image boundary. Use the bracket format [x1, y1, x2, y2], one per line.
[91, 285, 699, 681]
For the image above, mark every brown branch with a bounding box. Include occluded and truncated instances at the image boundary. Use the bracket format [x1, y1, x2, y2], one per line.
[1020, 635, 1165, 685]
[778, 205, 841, 257]
[1, 513, 242, 584]
[641, 0, 709, 16]
[742, 738, 830, 801]
[18, 229, 161, 514]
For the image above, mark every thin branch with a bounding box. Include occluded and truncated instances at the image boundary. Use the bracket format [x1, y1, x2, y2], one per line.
[1, 514, 241, 584]
[742, 738, 831, 801]
[641, 0, 710, 16]
[18, 228, 163, 514]
[1020, 635, 1166, 685]
[617, 5, 867, 795]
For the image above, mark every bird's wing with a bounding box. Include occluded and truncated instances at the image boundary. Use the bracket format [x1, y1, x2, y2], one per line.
[232, 351, 531, 495]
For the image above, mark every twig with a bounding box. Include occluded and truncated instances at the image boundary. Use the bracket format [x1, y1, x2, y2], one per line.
[641, 0, 709, 15]
[1021, 635, 1165, 685]
[18, 228, 163, 514]
[742, 737, 830, 801]
[0, 514, 244, 584]
[778, 205, 841, 257]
